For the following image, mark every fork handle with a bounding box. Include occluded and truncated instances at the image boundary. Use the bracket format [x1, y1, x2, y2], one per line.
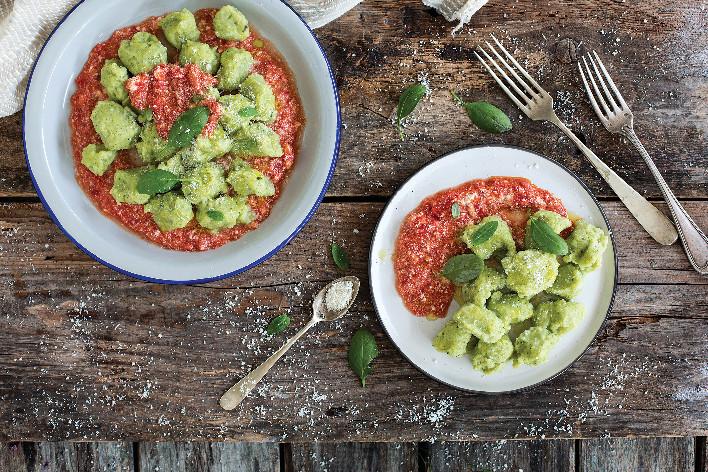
[549, 116, 678, 246]
[622, 128, 708, 274]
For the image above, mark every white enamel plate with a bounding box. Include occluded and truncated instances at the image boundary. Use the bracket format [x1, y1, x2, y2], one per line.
[23, 0, 339, 283]
[370, 146, 617, 393]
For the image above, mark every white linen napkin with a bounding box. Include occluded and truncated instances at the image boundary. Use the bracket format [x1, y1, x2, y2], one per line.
[0, 0, 487, 117]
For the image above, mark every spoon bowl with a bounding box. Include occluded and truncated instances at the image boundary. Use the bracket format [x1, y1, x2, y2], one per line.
[315, 275, 361, 321]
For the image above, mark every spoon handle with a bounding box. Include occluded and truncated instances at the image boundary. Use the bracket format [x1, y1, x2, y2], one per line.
[219, 317, 320, 411]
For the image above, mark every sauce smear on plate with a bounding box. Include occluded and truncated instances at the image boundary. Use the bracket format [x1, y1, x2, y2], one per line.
[393, 177, 566, 319]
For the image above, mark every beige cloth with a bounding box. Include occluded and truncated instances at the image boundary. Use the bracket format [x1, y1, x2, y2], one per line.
[0, 0, 487, 117]
[422, 0, 488, 32]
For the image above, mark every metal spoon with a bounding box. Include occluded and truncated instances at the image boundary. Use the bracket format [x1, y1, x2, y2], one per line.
[219, 276, 361, 411]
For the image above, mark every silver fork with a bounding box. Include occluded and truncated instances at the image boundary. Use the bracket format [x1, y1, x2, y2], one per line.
[579, 52, 707, 275]
[474, 36, 677, 246]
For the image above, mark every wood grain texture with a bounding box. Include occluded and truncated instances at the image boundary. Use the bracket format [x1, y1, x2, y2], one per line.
[2, 0, 707, 444]
[3, 0, 707, 199]
[0, 201, 705, 441]
[426, 439, 574, 472]
[0, 441, 134, 472]
[138, 442, 279, 472]
[289, 442, 419, 472]
[578, 437, 695, 472]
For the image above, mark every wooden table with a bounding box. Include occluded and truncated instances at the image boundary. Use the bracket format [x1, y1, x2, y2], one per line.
[0, 0, 706, 444]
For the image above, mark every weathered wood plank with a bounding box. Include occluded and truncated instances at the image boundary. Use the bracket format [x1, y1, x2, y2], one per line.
[0, 201, 705, 287]
[426, 439, 574, 472]
[3, 0, 707, 199]
[138, 442, 279, 472]
[289, 442, 418, 472]
[578, 437, 695, 472]
[0, 441, 134, 472]
[0, 201, 706, 441]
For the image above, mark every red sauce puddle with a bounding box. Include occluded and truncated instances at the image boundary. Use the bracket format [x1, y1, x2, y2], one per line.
[69, 8, 304, 251]
[393, 176, 567, 319]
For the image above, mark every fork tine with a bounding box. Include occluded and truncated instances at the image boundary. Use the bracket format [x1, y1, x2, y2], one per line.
[478, 44, 531, 104]
[578, 61, 607, 121]
[490, 34, 544, 93]
[586, 53, 620, 112]
[474, 51, 530, 115]
[591, 51, 629, 109]
[483, 40, 536, 99]
[581, 57, 612, 117]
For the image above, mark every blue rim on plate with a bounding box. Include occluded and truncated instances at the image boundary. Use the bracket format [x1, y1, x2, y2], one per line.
[368, 145, 618, 394]
[22, 0, 341, 285]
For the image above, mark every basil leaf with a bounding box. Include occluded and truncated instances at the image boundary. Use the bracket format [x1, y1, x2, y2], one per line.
[331, 243, 350, 270]
[469, 220, 499, 246]
[396, 82, 428, 139]
[451, 92, 512, 134]
[238, 106, 258, 118]
[266, 314, 291, 336]
[441, 253, 484, 284]
[136, 169, 180, 196]
[451, 202, 461, 219]
[168, 106, 210, 148]
[348, 329, 379, 387]
[530, 219, 569, 255]
[207, 210, 224, 221]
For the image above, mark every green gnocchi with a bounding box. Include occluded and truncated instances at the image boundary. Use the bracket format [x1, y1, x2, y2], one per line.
[227, 158, 276, 197]
[100, 60, 129, 103]
[144, 192, 194, 231]
[91, 101, 140, 151]
[159, 8, 200, 49]
[135, 122, 176, 163]
[181, 162, 228, 205]
[563, 219, 609, 272]
[110, 168, 151, 204]
[179, 41, 220, 75]
[454, 267, 506, 307]
[461, 215, 516, 260]
[470, 335, 514, 373]
[196, 195, 255, 231]
[239, 73, 277, 123]
[487, 291, 534, 327]
[219, 94, 256, 132]
[513, 327, 557, 366]
[432, 205, 608, 374]
[118, 32, 167, 75]
[213, 5, 250, 41]
[452, 304, 507, 344]
[502, 249, 559, 298]
[81, 144, 117, 176]
[524, 210, 571, 250]
[231, 123, 283, 158]
[432, 320, 473, 357]
[217, 48, 253, 92]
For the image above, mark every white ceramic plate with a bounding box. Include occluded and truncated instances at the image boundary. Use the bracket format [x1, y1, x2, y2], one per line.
[23, 0, 340, 283]
[370, 146, 617, 393]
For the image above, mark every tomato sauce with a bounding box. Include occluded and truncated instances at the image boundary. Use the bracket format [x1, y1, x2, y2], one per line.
[393, 177, 567, 319]
[127, 63, 220, 139]
[69, 8, 304, 251]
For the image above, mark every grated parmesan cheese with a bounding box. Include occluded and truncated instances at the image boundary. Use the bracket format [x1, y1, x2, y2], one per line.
[325, 281, 354, 312]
